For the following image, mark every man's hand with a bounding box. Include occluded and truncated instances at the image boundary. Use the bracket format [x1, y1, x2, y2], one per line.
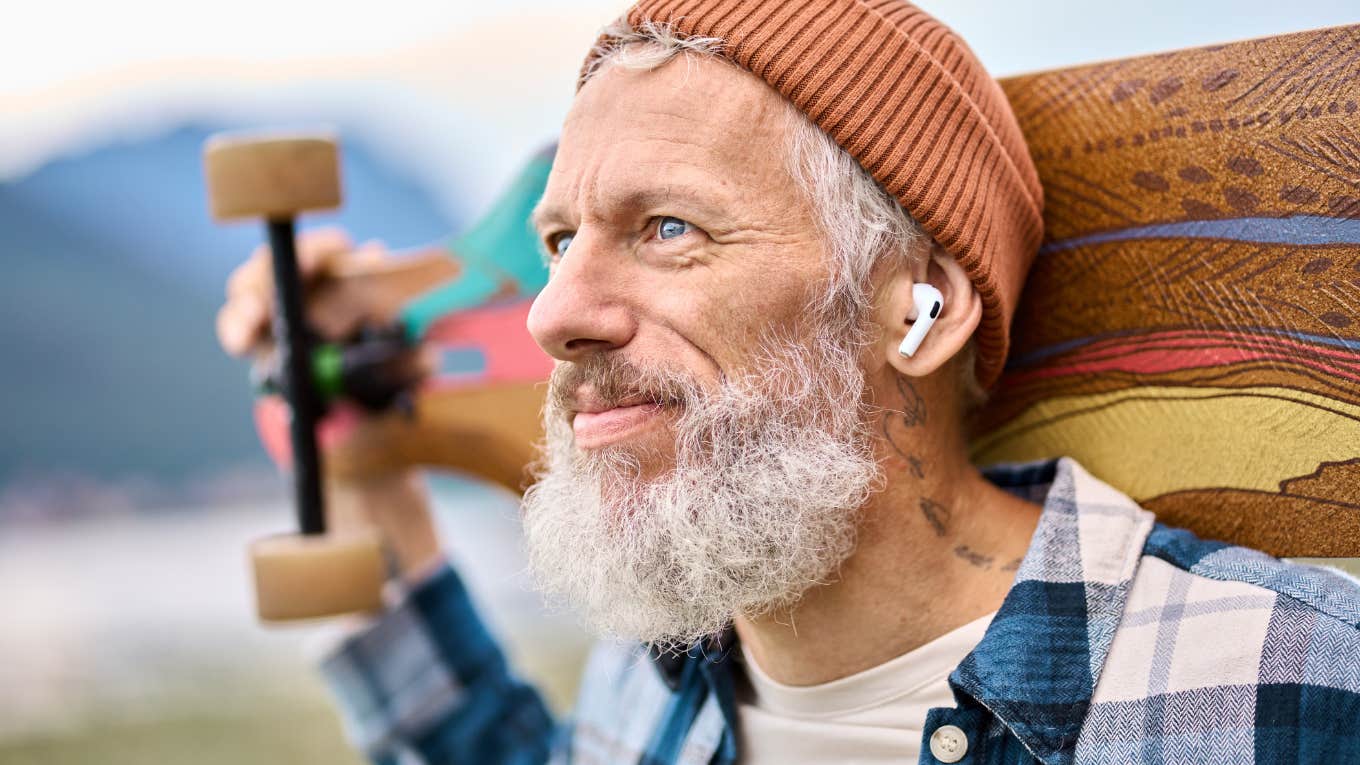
[217, 226, 449, 581]
[218, 227, 392, 357]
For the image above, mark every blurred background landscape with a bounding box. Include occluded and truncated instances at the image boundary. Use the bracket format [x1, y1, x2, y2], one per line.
[3, 1, 1357, 762]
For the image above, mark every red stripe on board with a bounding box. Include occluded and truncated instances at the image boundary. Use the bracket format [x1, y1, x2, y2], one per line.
[423, 298, 553, 384]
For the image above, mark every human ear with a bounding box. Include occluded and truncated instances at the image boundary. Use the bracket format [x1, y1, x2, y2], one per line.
[878, 244, 983, 378]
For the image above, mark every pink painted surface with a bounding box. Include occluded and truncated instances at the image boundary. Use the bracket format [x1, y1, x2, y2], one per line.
[422, 297, 552, 386]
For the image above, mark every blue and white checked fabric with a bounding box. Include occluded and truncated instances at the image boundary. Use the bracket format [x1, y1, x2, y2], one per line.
[320, 457, 1360, 764]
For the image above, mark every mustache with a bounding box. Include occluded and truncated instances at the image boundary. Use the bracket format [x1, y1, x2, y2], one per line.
[548, 355, 699, 413]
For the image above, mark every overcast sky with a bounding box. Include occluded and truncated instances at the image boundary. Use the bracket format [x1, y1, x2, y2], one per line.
[5, 0, 1355, 91]
[3, 1, 1354, 197]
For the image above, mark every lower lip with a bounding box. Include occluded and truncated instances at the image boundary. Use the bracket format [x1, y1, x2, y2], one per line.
[572, 403, 665, 448]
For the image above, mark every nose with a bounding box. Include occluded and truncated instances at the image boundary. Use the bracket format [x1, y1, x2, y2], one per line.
[526, 235, 637, 361]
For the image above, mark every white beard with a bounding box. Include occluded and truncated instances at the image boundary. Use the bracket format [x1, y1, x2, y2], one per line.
[521, 324, 882, 647]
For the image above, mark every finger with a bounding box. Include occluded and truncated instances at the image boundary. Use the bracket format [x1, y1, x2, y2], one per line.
[306, 283, 371, 340]
[296, 227, 356, 280]
[217, 291, 270, 356]
[228, 227, 356, 301]
[226, 242, 273, 299]
[351, 240, 388, 267]
[312, 238, 385, 284]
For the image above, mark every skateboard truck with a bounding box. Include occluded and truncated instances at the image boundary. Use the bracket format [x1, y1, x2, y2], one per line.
[204, 132, 385, 622]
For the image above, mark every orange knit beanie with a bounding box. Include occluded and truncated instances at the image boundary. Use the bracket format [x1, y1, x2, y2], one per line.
[583, 0, 1044, 390]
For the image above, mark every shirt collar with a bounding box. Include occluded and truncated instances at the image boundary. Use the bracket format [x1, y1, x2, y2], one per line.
[950, 457, 1154, 763]
[648, 627, 738, 692]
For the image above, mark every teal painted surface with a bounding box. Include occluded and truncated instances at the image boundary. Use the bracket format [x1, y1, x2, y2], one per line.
[401, 147, 554, 340]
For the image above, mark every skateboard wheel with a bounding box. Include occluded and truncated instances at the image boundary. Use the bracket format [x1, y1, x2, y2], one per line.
[204, 133, 341, 221]
[249, 531, 385, 621]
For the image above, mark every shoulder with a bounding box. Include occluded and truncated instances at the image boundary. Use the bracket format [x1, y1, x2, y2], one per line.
[1140, 523, 1360, 629]
[1081, 523, 1360, 762]
[1134, 523, 1360, 690]
[1122, 523, 1360, 686]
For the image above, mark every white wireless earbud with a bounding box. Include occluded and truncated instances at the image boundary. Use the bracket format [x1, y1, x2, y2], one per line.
[898, 283, 944, 358]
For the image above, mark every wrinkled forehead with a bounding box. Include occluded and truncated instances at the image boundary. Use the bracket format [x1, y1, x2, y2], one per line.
[549, 54, 798, 201]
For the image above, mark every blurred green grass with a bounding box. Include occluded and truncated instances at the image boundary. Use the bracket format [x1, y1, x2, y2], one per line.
[0, 641, 588, 765]
[0, 659, 361, 765]
[0, 704, 363, 765]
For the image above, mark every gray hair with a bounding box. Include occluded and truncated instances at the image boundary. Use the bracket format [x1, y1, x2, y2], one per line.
[584, 20, 987, 411]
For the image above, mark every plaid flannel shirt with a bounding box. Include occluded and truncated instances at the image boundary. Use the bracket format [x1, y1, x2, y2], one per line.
[320, 457, 1360, 764]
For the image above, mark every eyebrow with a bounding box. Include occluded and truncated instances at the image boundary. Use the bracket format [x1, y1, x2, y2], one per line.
[531, 181, 732, 234]
[530, 200, 566, 235]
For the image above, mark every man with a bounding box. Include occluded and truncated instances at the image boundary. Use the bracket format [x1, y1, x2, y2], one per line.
[217, 2, 1360, 763]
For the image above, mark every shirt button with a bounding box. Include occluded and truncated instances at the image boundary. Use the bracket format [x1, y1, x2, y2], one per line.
[929, 724, 969, 763]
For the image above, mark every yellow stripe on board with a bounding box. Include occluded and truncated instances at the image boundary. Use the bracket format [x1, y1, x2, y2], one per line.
[971, 386, 1360, 501]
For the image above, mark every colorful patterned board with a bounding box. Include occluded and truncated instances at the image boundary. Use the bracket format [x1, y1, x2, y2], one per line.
[975, 26, 1360, 556]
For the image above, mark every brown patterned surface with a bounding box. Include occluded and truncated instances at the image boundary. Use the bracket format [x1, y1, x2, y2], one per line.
[976, 26, 1360, 556]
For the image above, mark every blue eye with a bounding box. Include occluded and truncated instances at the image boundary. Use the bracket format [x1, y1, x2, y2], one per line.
[658, 216, 693, 240]
[553, 233, 574, 258]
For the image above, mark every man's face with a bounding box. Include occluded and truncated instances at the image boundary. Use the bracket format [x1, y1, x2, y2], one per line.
[528, 54, 829, 465]
[523, 53, 881, 645]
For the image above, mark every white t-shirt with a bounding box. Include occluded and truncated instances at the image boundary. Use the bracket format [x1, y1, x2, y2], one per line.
[735, 612, 995, 764]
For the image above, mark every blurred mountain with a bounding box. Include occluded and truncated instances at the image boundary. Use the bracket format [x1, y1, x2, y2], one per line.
[0, 125, 459, 496]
